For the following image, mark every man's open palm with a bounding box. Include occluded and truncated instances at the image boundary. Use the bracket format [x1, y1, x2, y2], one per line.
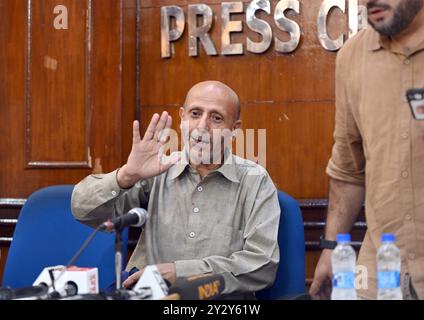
[118, 112, 179, 188]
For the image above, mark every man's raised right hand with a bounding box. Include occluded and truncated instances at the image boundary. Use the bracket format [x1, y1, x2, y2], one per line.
[117, 112, 180, 189]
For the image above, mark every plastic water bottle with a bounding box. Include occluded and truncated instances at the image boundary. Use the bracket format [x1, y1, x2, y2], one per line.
[331, 233, 357, 300]
[377, 233, 402, 300]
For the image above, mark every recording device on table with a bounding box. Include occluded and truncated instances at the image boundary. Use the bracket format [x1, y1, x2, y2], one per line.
[406, 88, 424, 120]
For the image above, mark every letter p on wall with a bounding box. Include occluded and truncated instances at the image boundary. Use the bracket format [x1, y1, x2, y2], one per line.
[53, 5, 68, 30]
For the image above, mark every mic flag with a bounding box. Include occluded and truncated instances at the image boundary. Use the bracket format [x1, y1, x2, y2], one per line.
[168, 273, 225, 300]
[33, 265, 99, 297]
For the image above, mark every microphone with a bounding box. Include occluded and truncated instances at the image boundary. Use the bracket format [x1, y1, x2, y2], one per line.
[0, 285, 48, 300]
[101, 208, 148, 231]
[165, 274, 225, 300]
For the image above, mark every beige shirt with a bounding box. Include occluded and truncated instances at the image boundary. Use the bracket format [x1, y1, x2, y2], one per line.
[327, 28, 424, 299]
[71, 149, 280, 295]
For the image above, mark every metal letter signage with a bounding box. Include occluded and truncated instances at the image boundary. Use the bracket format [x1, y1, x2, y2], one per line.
[274, 0, 301, 53]
[160, 0, 369, 58]
[221, 2, 244, 55]
[188, 4, 217, 57]
[161, 6, 185, 58]
[246, 0, 272, 54]
[317, 0, 345, 51]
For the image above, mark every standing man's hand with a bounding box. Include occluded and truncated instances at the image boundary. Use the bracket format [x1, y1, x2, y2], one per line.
[117, 112, 180, 188]
[309, 249, 333, 300]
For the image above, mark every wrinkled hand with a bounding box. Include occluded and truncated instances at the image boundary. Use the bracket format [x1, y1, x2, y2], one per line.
[122, 269, 144, 289]
[309, 249, 333, 300]
[117, 112, 180, 188]
[122, 262, 176, 290]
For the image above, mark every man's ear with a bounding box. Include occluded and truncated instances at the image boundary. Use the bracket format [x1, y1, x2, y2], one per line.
[232, 120, 242, 132]
[179, 107, 185, 120]
[231, 120, 242, 140]
[179, 107, 185, 130]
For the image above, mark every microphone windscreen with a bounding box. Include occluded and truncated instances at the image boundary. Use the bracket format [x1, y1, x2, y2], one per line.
[168, 274, 225, 300]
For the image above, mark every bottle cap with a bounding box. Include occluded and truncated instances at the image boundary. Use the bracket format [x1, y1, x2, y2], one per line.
[381, 233, 396, 243]
[337, 233, 351, 243]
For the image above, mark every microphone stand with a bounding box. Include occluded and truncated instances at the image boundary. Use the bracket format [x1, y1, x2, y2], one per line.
[100, 218, 126, 291]
[114, 229, 123, 290]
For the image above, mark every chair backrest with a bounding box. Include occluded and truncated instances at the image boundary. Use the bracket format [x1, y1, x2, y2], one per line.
[2, 185, 128, 290]
[256, 190, 306, 299]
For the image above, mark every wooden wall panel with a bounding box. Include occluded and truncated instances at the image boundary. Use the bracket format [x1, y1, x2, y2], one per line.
[122, 0, 138, 162]
[26, 0, 90, 167]
[240, 103, 335, 198]
[89, 0, 124, 174]
[0, 0, 27, 199]
[0, 0, 124, 199]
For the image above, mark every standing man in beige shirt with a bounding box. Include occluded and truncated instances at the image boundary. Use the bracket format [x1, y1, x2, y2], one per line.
[71, 81, 280, 298]
[310, 0, 424, 300]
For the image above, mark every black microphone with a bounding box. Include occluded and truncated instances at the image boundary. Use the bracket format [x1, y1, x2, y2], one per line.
[0, 285, 48, 300]
[101, 208, 148, 231]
